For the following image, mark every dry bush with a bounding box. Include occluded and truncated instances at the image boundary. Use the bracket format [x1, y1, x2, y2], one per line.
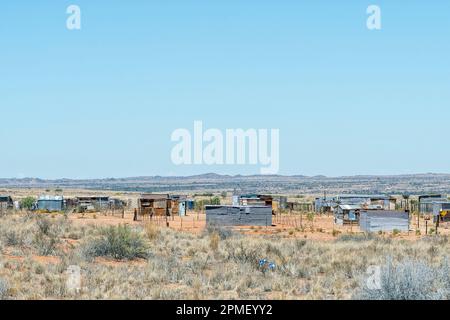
[144, 223, 160, 241]
[204, 224, 234, 240]
[209, 232, 220, 251]
[0, 212, 449, 300]
[355, 258, 450, 300]
[0, 278, 9, 300]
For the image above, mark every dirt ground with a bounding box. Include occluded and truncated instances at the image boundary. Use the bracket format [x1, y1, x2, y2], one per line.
[3, 187, 449, 241]
[67, 210, 450, 241]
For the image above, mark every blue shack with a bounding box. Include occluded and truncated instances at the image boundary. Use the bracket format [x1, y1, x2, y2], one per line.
[37, 195, 64, 212]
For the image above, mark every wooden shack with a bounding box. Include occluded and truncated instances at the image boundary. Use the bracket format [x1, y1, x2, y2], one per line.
[138, 194, 170, 217]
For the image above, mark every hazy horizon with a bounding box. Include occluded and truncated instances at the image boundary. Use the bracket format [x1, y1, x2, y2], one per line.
[2, 171, 450, 181]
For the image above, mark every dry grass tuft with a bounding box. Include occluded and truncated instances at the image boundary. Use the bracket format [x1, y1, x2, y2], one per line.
[0, 213, 449, 299]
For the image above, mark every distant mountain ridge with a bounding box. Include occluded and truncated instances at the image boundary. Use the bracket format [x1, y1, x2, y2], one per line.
[1, 173, 450, 195]
[1, 172, 450, 182]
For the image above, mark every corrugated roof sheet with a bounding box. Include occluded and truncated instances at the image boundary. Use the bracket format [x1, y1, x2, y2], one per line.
[339, 204, 361, 210]
[139, 194, 169, 200]
[38, 195, 63, 201]
[338, 194, 391, 199]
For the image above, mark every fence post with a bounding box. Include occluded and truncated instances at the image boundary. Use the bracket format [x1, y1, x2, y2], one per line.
[436, 217, 439, 235]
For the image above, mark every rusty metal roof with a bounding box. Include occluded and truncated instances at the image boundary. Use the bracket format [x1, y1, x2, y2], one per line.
[139, 194, 169, 200]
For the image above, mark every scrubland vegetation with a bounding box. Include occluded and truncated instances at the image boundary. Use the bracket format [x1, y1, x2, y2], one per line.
[0, 213, 449, 300]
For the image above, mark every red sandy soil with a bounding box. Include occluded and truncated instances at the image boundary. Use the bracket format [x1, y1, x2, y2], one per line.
[69, 211, 450, 241]
[3, 211, 448, 268]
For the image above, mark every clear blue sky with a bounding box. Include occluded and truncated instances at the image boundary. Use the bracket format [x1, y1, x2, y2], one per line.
[1, 1, 449, 179]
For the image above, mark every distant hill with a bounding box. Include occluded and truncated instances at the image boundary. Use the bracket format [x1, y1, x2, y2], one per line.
[1, 173, 450, 195]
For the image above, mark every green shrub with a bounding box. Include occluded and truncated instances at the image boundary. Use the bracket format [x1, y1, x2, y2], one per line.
[20, 197, 36, 210]
[82, 224, 148, 260]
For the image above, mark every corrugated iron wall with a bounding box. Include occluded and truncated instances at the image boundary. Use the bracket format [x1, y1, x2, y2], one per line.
[37, 200, 63, 212]
[206, 205, 272, 226]
[360, 210, 409, 232]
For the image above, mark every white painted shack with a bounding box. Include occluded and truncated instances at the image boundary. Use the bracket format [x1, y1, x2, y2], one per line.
[359, 210, 409, 232]
[205, 205, 272, 227]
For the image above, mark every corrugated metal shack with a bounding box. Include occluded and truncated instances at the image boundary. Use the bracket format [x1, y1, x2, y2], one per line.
[419, 195, 448, 214]
[316, 194, 396, 213]
[239, 194, 275, 213]
[170, 195, 188, 216]
[288, 202, 314, 212]
[337, 194, 396, 209]
[239, 194, 273, 206]
[206, 205, 272, 226]
[76, 196, 110, 212]
[37, 195, 64, 212]
[314, 197, 335, 213]
[359, 210, 409, 232]
[0, 195, 14, 210]
[110, 198, 126, 209]
[186, 199, 195, 210]
[335, 204, 361, 225]
[275, 196, 288, 210]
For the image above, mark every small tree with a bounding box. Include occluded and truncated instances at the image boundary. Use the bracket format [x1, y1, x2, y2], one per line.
[211, 196, 221, 205]
[20, 197, 36, 210]
[195, 200, 204, 211]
